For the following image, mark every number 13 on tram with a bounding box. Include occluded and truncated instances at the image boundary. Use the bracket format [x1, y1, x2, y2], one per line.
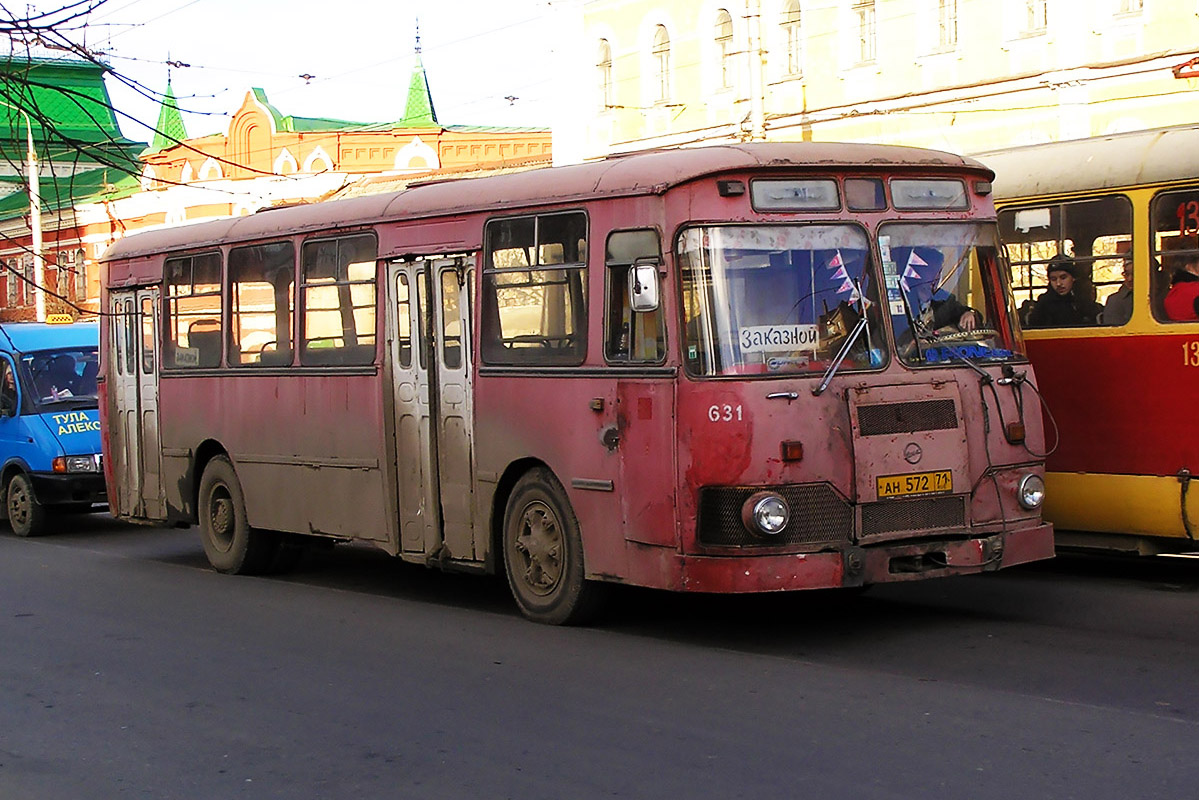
[98, 143, 1054, 624]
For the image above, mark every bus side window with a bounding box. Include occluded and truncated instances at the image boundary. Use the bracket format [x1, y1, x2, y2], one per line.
[0, 357, 17, 416]
[229, 241, 295, 366]
[604, 229, 665, 363]
[481, 212, 587, 365]
[300, 234, 377, 366]
[165, 253, 223, 368]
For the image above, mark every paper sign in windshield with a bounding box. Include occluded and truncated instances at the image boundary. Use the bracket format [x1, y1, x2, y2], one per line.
[739, 324, 819, 353]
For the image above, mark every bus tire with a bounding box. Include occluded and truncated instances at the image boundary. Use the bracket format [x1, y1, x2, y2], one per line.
[502, 468, 604, 625]
[198, 456, 277, 575]
[7, 472, 47, 537]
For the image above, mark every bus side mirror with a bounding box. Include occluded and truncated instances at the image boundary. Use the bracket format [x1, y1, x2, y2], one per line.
[628, 259, 661, 313]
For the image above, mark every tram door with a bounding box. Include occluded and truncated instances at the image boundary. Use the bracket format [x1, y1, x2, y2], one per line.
[386, 257, 477, 562]
[108, 289, 164, 519]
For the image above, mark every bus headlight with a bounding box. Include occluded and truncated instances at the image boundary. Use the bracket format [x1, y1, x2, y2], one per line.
[741, 492, 790, 536]
[52, 454, 101, 473]
[1017, 474, 1045, 510]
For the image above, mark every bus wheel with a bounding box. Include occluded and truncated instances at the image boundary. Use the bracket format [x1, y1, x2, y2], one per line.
[502, 468, 604, 625]
[7, 473, 47, 537]
[198, 456, 277, 575]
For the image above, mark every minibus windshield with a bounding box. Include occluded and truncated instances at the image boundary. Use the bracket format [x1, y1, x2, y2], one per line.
[19, 347, 100, 410]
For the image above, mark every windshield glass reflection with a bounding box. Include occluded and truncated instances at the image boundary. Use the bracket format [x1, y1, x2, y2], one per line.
[679, 224, 885, 377]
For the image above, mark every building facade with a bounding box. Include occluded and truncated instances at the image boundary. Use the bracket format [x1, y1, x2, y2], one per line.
[1, 48, 553, 320]
[551, 0, 1199, 163]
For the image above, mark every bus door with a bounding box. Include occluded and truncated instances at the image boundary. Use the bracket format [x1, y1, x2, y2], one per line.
[109, 289, 164, 519]
[386, 257, 477, 563]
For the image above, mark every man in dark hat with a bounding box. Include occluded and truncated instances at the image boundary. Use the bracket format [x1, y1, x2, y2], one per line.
[1026, 255, 1101, 328]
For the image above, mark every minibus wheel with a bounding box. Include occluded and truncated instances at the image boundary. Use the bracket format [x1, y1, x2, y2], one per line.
[6, 472, 46, 537]
[198, 456, 278, 574]
[502, 468, 604, 625]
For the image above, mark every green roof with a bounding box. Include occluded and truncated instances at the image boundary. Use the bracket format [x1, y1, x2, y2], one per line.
[248, 87, 370, 133]
[0, 57, 144, 166]
[0, 167, 139, 220]
[149, 79, 187, 152]
[398, 53, 438, 128]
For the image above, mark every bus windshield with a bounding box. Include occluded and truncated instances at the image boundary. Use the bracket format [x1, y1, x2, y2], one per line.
[879, 222, 1024, 367]
[679, 224, 885, 377]
[20, 347, 100, 411]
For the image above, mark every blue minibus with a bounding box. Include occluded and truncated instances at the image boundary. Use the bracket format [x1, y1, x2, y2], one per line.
[0, 318, 105, 536]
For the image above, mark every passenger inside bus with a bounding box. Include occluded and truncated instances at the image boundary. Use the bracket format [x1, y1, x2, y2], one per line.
[1025, 256, 1101, 328]
[1099, 254, 1134, 325]
[1164, 250, 1199, 321]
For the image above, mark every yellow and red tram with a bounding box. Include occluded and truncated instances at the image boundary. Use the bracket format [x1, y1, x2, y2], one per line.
[982, 126, 1199, 554]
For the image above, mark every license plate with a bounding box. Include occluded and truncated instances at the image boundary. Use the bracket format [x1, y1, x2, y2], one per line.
[876, 469, 953, 499]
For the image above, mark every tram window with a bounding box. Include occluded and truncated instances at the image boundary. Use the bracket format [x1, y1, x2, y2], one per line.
[605, 229, 665, 363]
[164, 252, 222, 368]
[998, 194, 1132, 328]
[300, 234, 377, 366]
[482, 212, 587, 365]
[1150, 189, 1199, 323]
[229, 241, 295, 366]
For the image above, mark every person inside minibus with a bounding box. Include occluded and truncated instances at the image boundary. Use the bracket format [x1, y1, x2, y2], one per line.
[1026, 255, 1101, 327]
[1164, 252, 1199, 321]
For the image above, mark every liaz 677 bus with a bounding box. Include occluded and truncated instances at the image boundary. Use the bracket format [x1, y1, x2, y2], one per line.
[99, 143, 1054, 624]
[0, 317, 105, 536]
[982, 125, 1199, 555]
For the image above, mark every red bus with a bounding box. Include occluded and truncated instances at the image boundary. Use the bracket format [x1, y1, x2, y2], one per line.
[99, 143, 1054, 624]
[983, 126, 1199, 554]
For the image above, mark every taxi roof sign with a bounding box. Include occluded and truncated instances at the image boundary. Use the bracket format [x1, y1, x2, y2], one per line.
[45, 314, 74, 325]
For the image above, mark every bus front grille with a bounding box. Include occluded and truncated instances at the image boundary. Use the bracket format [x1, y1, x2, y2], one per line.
[860, 496, 966, 537]
[857, 399, 958, 436]
[697, 484, 852, 548]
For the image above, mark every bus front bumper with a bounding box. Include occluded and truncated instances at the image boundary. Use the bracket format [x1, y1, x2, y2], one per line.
[677, 523, 1055, 593]
[30, 472, 108, 507]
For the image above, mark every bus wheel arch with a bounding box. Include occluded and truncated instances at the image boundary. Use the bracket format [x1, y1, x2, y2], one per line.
[196, 454, 277, 575]
[500, 464, 605, 625]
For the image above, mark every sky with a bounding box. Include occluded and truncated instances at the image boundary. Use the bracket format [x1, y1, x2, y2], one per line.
[69, 0, 558, 145]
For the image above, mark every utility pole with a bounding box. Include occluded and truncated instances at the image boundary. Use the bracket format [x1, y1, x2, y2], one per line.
[26, 116, 44, 322]
[745, 0, 767, 140]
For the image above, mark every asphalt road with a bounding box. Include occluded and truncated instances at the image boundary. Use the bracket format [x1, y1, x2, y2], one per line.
[2, 515, 1197, 800]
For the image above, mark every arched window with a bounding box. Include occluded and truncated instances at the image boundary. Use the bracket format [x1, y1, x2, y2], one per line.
[714, 10, 733, 90]
[652, 25, 671, 103]
[781, 1, 802, 76]
[597, 39, 613, 111]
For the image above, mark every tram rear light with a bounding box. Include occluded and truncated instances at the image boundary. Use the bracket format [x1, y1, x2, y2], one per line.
[781, 440, 804, 462]
[974, 180, 993, 195]
[1005, 422, 1025, 443]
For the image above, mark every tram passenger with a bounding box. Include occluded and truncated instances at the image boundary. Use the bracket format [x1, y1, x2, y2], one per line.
[1026, 255, 1101, 328]
[1100, 256, 1134, 325]
[1163, 253, 1199, 321]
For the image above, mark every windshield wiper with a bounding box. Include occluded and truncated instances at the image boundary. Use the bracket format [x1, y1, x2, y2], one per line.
[813, 314, 870, 396]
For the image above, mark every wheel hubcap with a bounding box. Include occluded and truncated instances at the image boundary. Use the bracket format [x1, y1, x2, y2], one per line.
[208, 487, 235, 551]
[9, 484, 28, 526]
[514, 501, 563, 597]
